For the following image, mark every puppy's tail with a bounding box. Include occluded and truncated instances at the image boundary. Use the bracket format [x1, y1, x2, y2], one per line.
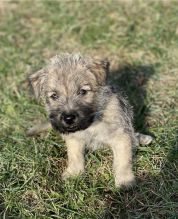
[26, 121, 52, 136]
[135, 132, 153, 146]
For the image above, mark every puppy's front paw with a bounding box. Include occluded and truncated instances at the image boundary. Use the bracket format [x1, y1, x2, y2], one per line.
[115, 173, 136, 189]
[62, 166, 84, 180]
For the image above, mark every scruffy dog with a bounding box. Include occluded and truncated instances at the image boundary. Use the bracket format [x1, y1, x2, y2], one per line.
[28, 53, 152, 188]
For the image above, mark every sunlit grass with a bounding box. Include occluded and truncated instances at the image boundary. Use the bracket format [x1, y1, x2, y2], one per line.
[0, 1, 178, 218]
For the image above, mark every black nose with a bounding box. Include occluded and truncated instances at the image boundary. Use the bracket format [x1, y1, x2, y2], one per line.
[61, 112, 78, 125]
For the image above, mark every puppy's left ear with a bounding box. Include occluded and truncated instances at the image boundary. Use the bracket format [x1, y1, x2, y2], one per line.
[28, 68, 47, 100]
[89, 59, 110, 85]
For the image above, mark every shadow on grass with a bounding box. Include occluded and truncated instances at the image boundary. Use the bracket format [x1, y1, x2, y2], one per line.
[102, 139, 178, 218]
[101, 64, 178, 218]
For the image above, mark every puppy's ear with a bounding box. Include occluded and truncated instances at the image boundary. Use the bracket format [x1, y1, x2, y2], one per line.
[89, 59, 110, 85]
[29, 68, 47, 100]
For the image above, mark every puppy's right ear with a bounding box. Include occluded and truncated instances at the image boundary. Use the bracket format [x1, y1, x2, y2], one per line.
[88, 58, 110, 86]
[29, 68, 47, 100]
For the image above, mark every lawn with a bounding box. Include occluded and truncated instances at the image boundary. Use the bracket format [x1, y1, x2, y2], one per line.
[0, 1, 178, 218]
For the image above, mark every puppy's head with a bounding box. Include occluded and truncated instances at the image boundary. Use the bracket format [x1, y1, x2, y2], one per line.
[29, 53, 110, 133]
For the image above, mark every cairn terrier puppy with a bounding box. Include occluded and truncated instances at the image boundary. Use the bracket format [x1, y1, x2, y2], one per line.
[28, 53, 152, 188]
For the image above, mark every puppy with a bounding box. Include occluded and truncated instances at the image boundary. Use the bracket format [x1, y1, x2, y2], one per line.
[28, 53, 152, 188]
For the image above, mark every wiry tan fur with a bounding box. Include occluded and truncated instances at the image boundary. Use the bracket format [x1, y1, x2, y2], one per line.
[28, 53, 153, 188]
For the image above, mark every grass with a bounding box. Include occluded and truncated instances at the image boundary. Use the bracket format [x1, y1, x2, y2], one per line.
[0, 0, 178, 218]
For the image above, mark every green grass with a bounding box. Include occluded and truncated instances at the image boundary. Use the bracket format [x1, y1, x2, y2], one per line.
[0, 1, 178, 218]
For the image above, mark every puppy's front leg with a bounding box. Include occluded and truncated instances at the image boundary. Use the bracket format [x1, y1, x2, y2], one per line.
[110, 133, 135, 188]
[62, 137, 85, 180]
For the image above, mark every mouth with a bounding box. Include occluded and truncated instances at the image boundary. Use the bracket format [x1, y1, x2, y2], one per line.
[62, 125, 80, 133]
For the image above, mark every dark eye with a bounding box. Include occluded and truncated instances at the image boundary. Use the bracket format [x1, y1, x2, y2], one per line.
[50, 93, 59, 100]
[79, 89, 87, 95]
